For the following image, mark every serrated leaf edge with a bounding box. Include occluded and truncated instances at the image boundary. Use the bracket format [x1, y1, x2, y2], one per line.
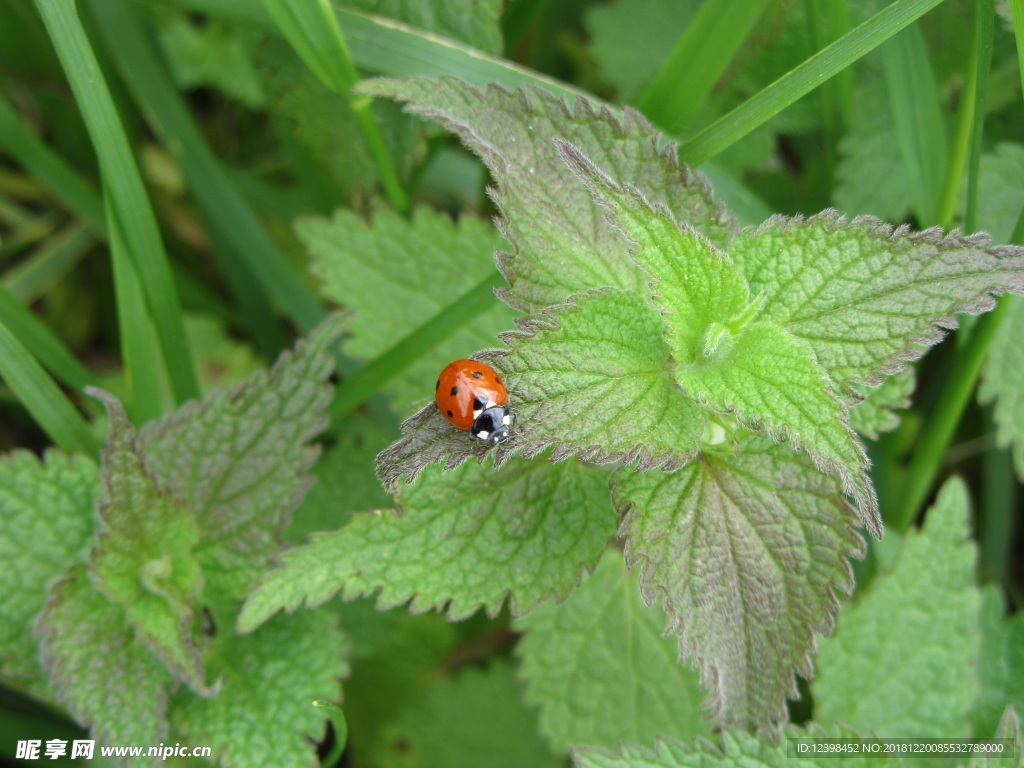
[357, 76, 737, 313]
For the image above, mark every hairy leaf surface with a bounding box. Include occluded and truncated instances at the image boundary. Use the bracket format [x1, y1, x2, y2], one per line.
[241, 457, 613, 630]
[612, 438, 863, 730]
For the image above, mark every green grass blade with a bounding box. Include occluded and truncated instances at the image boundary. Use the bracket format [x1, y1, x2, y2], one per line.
[107, 197, 169, 424]
[34, 0, 198, 404]
[0, 318, 100, 456]
[260, 0, 409, 214]
[3, 223, 95, 304]
[147, 0, 582, 100]
[636, 0, 772, 133]
[882, 22, 947, 225]
[329, 271, 502, 423]
[678, 0, 946, 166]
[963, 0, 995, 233]
[1012, 0, 1024, 106]
[0, 94, 105, 234]
[85, 0, 320, 344]
[0, 281, 98, 393]
[893, 0, 998, 530]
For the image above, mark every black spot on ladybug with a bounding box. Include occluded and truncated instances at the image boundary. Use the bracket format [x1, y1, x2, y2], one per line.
[450, 385, 459, 397]
[472, 370, 483, 379]
[446, 409, 453, 418]
[435, 379, 440, 391]
[473, 396, 486, 410]
[495, 375, 503, 384]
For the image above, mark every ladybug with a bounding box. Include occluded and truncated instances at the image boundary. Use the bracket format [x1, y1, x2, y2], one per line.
[435, 359, 515, 444]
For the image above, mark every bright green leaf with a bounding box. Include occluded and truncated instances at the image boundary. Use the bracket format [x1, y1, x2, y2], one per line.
[359, 76, 737, 314]
[300, 207, 515, 410]
[239, 455, 614, 631]
[376, 290, 706, 491]
[37, 565, 173, 746]
[0, 451, 97, 695]
[813, 477, 981, 737]
[979, 295, 1024, 480]
[171, 610, 345, 768]
[729, 213, 1024, 386]
[138, 314, 345, 606]
[612, 438, 864, 731]
[558, 141, 749, 362]
[676, 323, 878, 535]
[516, 555, 711, 753]
[369, 661, 560, 768]
[573, 730, 786, 768]
[849, 369, 915, 440]
[88, 390, 207, 694]
[970, 587, 1024, 739]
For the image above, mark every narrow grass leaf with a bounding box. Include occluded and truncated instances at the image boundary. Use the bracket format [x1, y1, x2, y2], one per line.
[86, 0, 321, 335]
[34, 0, 198, 403]
[636, 0, 772, 133]
[881, 23, 947, 224]
[0, 281, 97, 393]
[678, 0, 947, 166]
[0, 319, 99, 455]
[0, 94, 105, 234]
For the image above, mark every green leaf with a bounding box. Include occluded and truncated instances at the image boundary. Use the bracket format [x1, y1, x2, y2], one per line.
[977, 144, 1024, 243]
[573, 731, 784, 768]
[35, 0, 199, 404]
[834, 83, 912, 222]
[970, 587, 1024, 739]
[612, 437, 864, 731]
[37, 565, 173, 746]
[300, 207, 516, 410]
[558, 141, 748, 362]
[138, 314, 345, 606]
[585, 0, 696, 103]
[88, 390, 207, 694]
[813, 477, 981, 737]
[239, 456, 614, 631]
[979, 295, 1024, 480]
[286, 415, 393, 544]
[359, 76, 737, 314]
[677, 323, 877, 535]
[849, 369, 915, 440]
[516, 555, 711, 753]
[376, 289, 706, 491]
[0, 451, 98, 695]
[170, 610, 345, 768]
[729, 213, 1024, 386]
[156, 15, 266, 107]
[560, 145, 877, 531]
[369, 661, 560, 768]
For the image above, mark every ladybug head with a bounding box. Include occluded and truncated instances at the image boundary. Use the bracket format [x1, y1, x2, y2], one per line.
[471, 405, 514, 444]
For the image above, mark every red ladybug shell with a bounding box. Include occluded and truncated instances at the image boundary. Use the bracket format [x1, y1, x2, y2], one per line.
[435, 360, 508, 430]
